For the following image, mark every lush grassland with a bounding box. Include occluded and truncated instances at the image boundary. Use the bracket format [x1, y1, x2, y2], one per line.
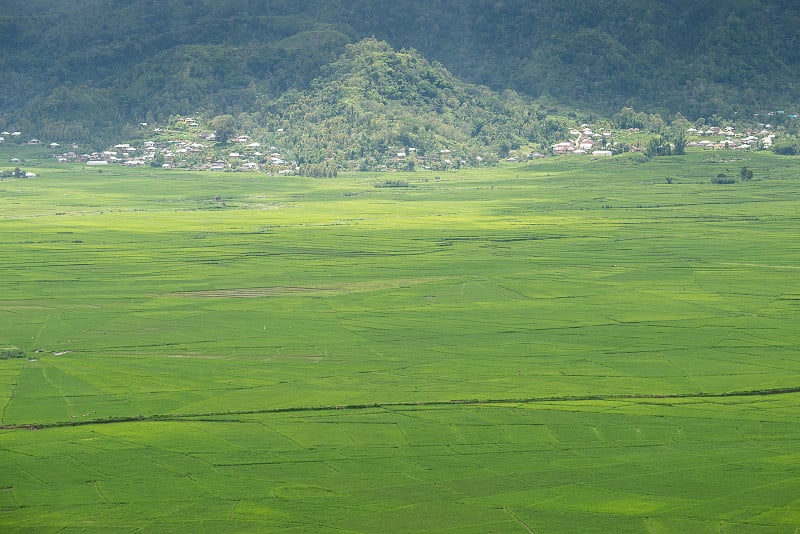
[1, 149, 799, 532]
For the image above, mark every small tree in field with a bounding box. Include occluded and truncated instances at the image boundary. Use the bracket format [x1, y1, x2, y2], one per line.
[740, 166, 753, 181]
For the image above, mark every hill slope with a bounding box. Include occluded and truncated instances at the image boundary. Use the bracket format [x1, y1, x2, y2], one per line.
[2, 0, 800, 144]
[254, 39, 564, 168]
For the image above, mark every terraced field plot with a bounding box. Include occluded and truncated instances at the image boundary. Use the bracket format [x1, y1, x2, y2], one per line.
[1, 151, 799, 532]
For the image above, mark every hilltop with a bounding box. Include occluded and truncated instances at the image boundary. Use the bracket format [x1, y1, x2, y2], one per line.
[252, 39, 564, 169]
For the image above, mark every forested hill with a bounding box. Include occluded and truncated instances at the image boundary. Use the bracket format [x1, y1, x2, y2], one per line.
[257, 39, 564, 167]
[3, 0, 800, 144]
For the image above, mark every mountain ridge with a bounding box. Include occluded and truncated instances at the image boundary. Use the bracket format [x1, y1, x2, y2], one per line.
[2, 1, 800, 145]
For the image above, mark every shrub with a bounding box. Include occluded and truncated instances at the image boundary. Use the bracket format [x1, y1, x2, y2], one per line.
[711, 173, 737, 184]
[1, 167, 27, 178]
[772, 138, 800, 155]
[374, 180, 410, 188]
[0, 348, 26, 360]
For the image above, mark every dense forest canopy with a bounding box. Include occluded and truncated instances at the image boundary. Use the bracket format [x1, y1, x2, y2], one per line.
[253, 38, 564, 168]
[2, 0, 799, 145]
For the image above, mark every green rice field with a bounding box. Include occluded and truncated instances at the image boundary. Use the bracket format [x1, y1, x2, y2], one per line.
[1, 149, 799, 532]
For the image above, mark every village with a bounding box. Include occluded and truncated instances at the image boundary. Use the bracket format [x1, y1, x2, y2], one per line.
[550, 124, 777, 156]
[1, 117, 783, 173]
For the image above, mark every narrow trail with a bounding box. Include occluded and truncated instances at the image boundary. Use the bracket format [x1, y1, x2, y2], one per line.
[0, 362, 26, 425]
[504, 508, 535, 534]
[3, 385, 800, 431]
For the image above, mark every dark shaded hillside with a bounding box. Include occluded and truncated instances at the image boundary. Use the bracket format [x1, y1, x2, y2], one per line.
[341, 0, 800, 118]
[2, 0, 799, 144]
[1, 1, 356, 142]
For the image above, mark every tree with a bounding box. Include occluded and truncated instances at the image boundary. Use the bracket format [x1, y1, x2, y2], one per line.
[740, 166, 753, 181]
[150, 150, 165, 168]
[772, 137, 800, 156]
[672, 128, 687, 155]
[209, 114, 236, 144]
[613, 107, 646, 130]
[645, 137, 672, 157]
[8, 167, 19, 177]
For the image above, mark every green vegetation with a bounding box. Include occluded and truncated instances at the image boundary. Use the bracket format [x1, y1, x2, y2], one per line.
[0, 168, 27, 179]
[712, 172, 737, 184]
[0, 348, 25, 360]
[772, 136, 800, 156]
[3, 1, 800, 146]
[257, 39, 558, 168]
[374, 179, 410, 188]
[1, 148, 799, 531]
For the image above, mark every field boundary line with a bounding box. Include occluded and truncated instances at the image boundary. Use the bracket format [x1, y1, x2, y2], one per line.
[4, 385, 800, 430]
[504, 507, 535, 533]
[0, 360, 29, 425]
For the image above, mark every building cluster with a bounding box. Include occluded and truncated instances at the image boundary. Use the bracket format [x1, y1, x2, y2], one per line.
[2, 115, 787, 173]
[551, 126, 616, 156]
[52, 137, 294, 173]
[684, 126, 775, 150]
[550, 124, 777, 156]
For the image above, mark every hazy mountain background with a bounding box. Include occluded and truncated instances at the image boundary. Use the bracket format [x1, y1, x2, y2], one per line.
[2, 0, 799, 146]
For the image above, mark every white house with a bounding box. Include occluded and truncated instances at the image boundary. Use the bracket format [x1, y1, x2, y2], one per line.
[552, 141, 574, 154]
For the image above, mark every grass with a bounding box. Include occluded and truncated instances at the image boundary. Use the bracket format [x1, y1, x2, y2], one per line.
[1, 148, 799, 531]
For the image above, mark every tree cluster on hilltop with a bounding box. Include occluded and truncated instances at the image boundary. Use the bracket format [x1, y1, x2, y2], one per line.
[252, 39, 567, 168]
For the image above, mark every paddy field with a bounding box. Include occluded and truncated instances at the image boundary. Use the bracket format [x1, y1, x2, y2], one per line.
[1, 149, 799, 532]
